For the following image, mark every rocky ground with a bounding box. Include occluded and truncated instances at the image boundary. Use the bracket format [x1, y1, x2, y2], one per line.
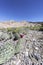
[0, 28, 43, 65]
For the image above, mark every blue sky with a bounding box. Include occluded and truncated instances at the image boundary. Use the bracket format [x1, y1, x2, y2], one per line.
[0, 0, 43, 22]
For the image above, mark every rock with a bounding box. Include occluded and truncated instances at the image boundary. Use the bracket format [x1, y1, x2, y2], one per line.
[25, 51, 28, 56]
[10, 59, 21, 65]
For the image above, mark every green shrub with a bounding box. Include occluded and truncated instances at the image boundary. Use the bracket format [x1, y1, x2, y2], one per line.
[7, 27, 13, 32]
[39, 24, 43, 31]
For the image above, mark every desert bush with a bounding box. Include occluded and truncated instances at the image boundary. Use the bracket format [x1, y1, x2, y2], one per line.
[28, 25, 41, 30]
[7, 27, 14, 32]
[39, 23, 43, 31]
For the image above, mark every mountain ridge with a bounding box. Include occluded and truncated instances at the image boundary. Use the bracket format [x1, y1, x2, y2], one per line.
[0, 20, 43, 28]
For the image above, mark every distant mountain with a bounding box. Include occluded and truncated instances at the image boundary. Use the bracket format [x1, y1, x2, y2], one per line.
[0, 20, 43, 28]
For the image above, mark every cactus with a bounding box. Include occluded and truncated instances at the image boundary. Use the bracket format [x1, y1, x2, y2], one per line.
[0, 41, 15, 64]
[13, 33, 20, 41]
[15, 38, 25, 53]
[0, 38, 25, 64]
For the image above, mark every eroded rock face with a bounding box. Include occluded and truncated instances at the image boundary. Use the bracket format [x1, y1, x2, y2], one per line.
[0, 30, 43, 65]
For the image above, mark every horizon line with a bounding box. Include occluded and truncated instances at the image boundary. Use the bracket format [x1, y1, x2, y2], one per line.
[0, 20, 43, 22]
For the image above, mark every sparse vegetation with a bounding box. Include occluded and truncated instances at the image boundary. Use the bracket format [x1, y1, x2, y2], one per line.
[39, 23, 43, 31]
[0, 23, 43, 64]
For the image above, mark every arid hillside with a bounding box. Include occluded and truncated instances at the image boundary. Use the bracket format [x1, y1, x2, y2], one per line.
[0, 21, 43, 65]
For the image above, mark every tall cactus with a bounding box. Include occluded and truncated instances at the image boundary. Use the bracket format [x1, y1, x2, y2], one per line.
[15, 38, 25, 53]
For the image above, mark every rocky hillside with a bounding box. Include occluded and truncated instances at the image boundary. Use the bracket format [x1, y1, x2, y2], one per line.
[0, 21, 43, 65]
[0, 26, 43, 65]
